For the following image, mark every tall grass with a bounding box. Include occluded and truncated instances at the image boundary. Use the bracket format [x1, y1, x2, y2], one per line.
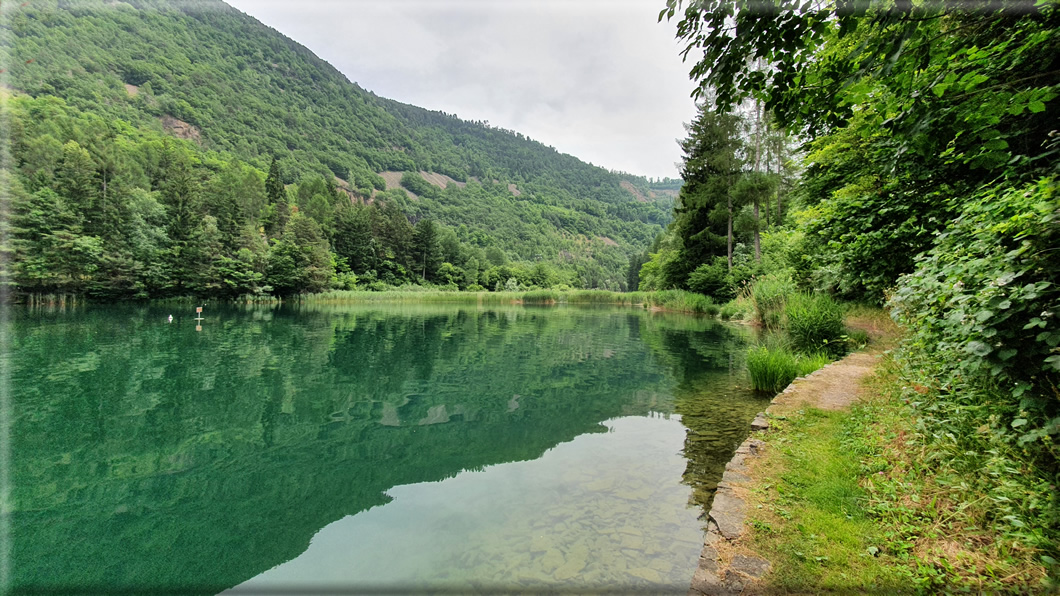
[745, 275, 797, 328]
[747, 339, 833, 393]
[289, 288, 725, 315]
[520, 289, 559, 304]
[719, 297, 752, 321]
[647, 289, 719, 315]
[786, 292, 847, 356]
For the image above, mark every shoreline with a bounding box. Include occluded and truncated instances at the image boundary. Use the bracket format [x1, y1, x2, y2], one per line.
[689, 351, 882, 595]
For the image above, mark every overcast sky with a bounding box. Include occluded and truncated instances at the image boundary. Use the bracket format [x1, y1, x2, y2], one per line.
[223, 0, 698, 180]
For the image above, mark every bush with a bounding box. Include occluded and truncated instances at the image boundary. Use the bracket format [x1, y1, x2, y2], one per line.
[688, 256, 758, 302]
[786, 292, 847, 356]
[687, 258, 729, 298]
[890, 177, 1059, 558]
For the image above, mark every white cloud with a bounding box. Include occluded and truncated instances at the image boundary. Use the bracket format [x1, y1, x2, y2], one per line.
[225, 0, 697, 178]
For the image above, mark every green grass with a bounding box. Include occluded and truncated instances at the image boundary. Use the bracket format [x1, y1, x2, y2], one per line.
[746, 275, 796, 328]
[276, 288, 725, 315]
[746, 343, 832, 393]
[646, 289, 719, 315]
[746, 407, 912, 591]
[744, 357, 1052, 592]
[785, 292, 847, 356]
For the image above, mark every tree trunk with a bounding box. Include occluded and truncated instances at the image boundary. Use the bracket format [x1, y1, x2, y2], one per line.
[752, 98, 763, 262]
[727, 193, 733, 271]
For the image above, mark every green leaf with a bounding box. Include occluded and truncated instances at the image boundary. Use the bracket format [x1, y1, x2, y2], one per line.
[966, 341, 992, 356]
[1012, 418, 1028, 428]
[1028, 100, 1046, 113]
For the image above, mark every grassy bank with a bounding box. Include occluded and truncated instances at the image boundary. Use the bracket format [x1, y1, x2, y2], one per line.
[235, 288, 721, 315]
[741, 354, 1052, 593]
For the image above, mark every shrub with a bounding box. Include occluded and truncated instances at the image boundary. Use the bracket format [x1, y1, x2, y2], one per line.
[890, 177, 1059, 559]
[688, 256, 758, 302]
[687, 258, 729, 298]
[786, 292, 847, 356]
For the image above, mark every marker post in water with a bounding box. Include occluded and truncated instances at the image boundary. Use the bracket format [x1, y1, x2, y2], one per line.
[195, 306, 203, 332]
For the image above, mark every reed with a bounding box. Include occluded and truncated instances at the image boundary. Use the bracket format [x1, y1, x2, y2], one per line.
[646, 289, 719, 315]
[747, 343, 833, 393]
[785, 292, 847, 356]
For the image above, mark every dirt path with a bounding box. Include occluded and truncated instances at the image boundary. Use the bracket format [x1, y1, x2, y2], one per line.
[689, 349, 883, 595]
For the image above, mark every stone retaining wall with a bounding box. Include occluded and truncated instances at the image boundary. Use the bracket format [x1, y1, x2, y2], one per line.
[688, 360, 850, 595]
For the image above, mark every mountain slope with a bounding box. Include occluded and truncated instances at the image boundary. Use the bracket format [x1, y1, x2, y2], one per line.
[6, 0, 675, 297]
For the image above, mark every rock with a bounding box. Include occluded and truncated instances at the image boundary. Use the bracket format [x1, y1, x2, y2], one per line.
[750, 413, 769, 431]
[529, 534, 551, 553]
[615, 487, 653, 500]
[648, 558, 673, 574]
[553, 558, 586, 581]
[628, 566, 662, 583]
[698, 544, 719, 569]
[708, 491, 745, 540]
[620, 533, 644, 550]
[689, 565, 726, 595]
[721, 469, 751, 484]
[540, 548, 564, 573]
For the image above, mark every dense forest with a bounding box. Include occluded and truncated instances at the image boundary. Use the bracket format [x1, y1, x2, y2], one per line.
[4, 0, 677, 299]
[649, 0, 1059, 583]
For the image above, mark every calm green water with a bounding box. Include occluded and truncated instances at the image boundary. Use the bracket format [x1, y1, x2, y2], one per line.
[9, 303, 765, 594]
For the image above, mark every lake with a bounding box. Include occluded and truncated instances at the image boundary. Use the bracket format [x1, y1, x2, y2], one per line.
[8, 302, 766, 594]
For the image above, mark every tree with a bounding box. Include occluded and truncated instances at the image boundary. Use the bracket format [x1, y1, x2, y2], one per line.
[670, 106, 744, 288]
[159, 156, 202, 294]
[332, 203, 377, 275]
[413, 218, 441, 281]
[664, 0, 1059, 171]
[265, 157, 289, 238]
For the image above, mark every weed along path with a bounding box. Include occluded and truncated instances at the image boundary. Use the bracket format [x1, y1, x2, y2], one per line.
[689, 349, 884, 595]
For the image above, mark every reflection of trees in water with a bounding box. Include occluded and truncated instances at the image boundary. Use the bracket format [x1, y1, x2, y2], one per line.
[10, 305, 753, 594]
[644, 319, 769, 513]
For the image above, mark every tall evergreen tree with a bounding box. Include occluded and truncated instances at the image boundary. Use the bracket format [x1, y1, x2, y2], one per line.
[668, 107, 744, 287]
[264, 157, 288, 238]
[413, 218, 441, 281]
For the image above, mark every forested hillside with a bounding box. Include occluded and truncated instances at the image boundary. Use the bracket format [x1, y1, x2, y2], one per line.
[4, 0, 674, 299]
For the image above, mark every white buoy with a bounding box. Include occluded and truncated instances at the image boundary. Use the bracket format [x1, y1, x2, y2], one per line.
[168, 314, 173, 323]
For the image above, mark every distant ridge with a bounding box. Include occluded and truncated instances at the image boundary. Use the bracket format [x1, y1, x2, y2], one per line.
[7, 0, 682, 296]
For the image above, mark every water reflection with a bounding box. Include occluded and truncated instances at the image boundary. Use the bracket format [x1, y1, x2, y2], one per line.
[10, 304, 763, 594]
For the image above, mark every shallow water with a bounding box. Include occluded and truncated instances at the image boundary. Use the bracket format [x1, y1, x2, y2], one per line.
[9, 303, 766, 594]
